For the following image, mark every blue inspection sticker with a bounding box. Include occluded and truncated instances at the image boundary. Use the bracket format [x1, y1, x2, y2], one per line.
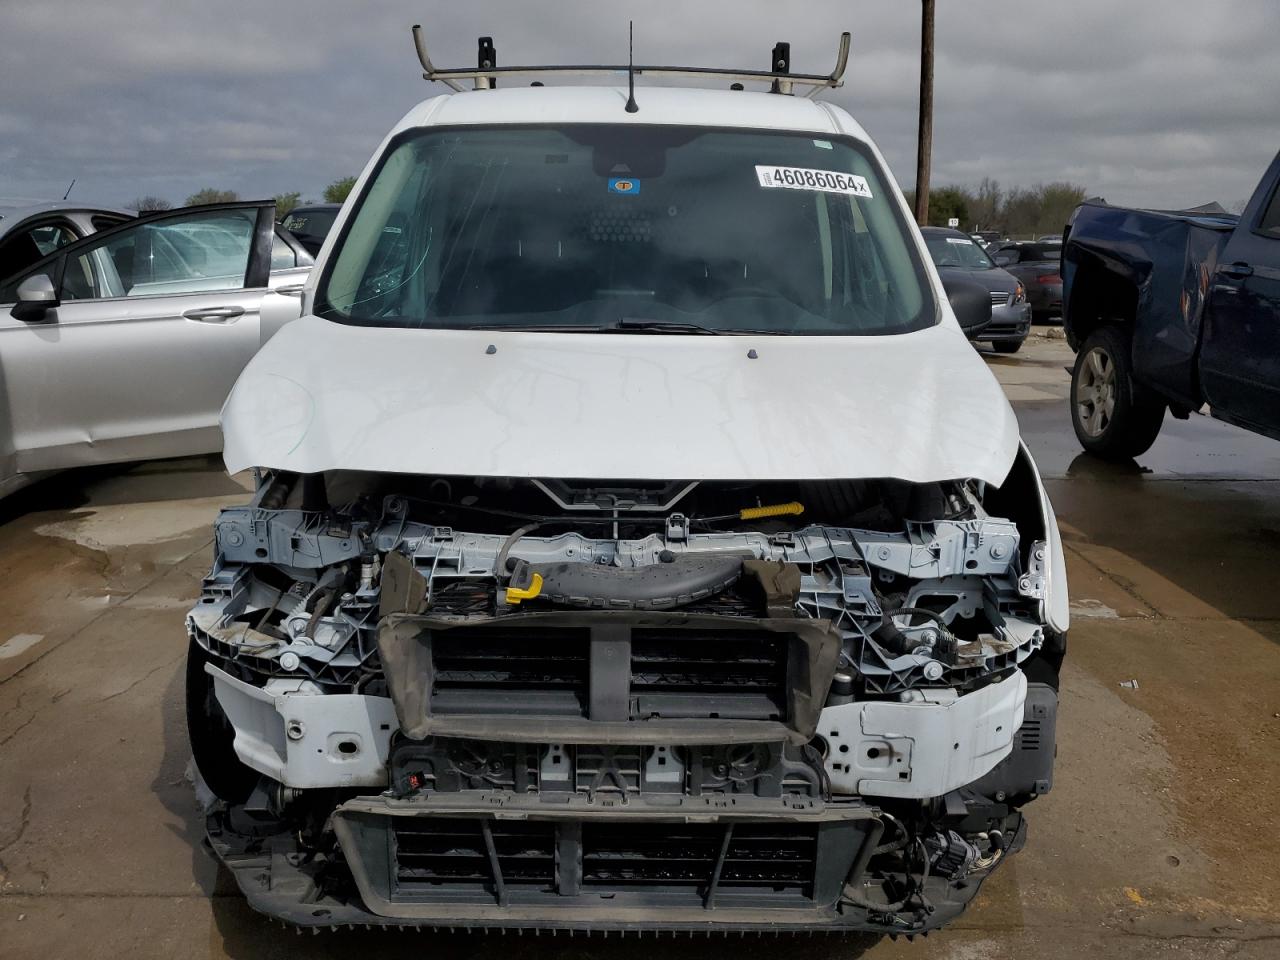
[608, 177, 641, 195]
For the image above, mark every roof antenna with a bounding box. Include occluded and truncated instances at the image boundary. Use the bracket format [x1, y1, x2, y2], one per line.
[62, 178, 76, 200]
[624, 21, 639, 113]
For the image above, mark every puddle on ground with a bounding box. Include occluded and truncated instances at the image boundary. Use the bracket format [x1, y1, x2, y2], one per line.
[33, 495, 244, 551]
[0, 633, 44, 659]
[1018, 401, 1280, 481]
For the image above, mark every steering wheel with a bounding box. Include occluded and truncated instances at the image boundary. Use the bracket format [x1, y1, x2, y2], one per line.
[702, 286, 813, 332]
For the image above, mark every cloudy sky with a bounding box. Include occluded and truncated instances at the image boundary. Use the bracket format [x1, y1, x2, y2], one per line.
[2, 0, 1277, 211]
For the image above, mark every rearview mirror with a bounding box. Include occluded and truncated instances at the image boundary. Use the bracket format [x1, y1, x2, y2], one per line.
[10, 273, 59, 322]
[993, 253, 1016, 267]
[941, 275, 992, 339]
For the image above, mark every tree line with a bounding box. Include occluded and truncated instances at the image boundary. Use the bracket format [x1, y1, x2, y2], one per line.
[130, 176, 359, 217]
[905, 179, 1088, 238]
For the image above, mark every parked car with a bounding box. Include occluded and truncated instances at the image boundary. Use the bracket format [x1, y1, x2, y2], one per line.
[186, 39, 1069, 938]
[923, 226, 1031, 352]
[1061, 151, 1280, 458]
[280, 203, 341, 256]
[0, 199, 133, 280]
[991, 241, 1063, 321]
[0, 202, 313, 497]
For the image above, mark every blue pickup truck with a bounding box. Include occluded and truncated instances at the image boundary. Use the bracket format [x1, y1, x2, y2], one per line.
[1061, 151, 1280, 459]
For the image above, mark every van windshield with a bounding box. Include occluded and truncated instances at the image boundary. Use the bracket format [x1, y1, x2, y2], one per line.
[317, 125, 934, 336]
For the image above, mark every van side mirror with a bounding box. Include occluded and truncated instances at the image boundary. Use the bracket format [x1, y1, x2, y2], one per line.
[941, 275, 992, 339]
[11, 273, 59, 322]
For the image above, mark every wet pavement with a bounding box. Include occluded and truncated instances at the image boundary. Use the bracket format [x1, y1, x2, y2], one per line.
[1, 333, 1278, 959]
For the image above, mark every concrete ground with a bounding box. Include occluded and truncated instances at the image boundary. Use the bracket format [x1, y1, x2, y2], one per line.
[1, 333, 1278, 959]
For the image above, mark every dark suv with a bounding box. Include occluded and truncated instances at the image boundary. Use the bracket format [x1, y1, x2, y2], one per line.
[280, 203, 341, 256]
[991, 242, 1063, 321]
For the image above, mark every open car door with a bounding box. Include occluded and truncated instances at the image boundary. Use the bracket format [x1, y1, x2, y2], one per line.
[0, 202, 276, 494]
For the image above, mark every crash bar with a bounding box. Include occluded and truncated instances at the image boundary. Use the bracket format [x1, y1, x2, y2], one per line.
[411, 24, 851, 98]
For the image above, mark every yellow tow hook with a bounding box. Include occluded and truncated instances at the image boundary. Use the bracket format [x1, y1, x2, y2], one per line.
[505, 572, 544, 605]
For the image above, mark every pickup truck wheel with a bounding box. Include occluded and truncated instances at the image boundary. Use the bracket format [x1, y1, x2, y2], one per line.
[186, 638, 257, 803]
[1071, 326, 1165, 459]
[992, 338, 1023, 354]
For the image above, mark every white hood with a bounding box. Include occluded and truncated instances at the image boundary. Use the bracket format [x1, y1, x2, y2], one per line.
[222, 315, 1019, 485]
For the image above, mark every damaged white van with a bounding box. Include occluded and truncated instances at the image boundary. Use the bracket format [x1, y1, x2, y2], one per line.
[186, 31, 1068, 936]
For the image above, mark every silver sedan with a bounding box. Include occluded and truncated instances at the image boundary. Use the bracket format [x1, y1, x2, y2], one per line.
[0, 201, 312, 497]
[0, 198, 135, 278]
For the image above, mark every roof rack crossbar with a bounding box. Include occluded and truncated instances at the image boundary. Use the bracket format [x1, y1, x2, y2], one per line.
[412, 24, 465, 92]
[411, 25, 851, 95]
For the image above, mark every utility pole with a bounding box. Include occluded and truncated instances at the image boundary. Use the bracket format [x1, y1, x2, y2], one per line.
[914, 0, 935, 227]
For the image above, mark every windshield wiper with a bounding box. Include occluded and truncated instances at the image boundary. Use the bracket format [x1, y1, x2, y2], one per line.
[468, 323, 613, 333]
[464, 319, 785, 335]
[614, 317, 723, 335]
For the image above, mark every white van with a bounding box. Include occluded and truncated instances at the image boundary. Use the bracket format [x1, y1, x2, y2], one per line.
[186, 29, 1068, 936]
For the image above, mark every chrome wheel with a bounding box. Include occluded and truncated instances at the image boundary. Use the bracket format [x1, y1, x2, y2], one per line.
[1077, 346, 1117, 437]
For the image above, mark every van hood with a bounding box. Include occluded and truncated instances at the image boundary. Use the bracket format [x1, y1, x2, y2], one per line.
[221, 315, 1019, 485]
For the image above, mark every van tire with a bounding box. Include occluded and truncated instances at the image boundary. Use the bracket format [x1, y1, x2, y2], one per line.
[1071, 325, 1165, 460]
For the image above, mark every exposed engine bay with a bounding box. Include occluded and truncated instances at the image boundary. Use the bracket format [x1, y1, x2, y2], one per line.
[187, 463, 1063, 934]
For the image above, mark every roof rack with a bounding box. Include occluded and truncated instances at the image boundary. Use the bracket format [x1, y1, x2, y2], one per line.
[411, 24, 851, 98]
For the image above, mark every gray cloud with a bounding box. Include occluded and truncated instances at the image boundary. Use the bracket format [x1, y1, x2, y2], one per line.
[1, 0, 1277, 210]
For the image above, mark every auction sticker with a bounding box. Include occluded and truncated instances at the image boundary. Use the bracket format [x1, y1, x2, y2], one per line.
[756, 165, 873, 198]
